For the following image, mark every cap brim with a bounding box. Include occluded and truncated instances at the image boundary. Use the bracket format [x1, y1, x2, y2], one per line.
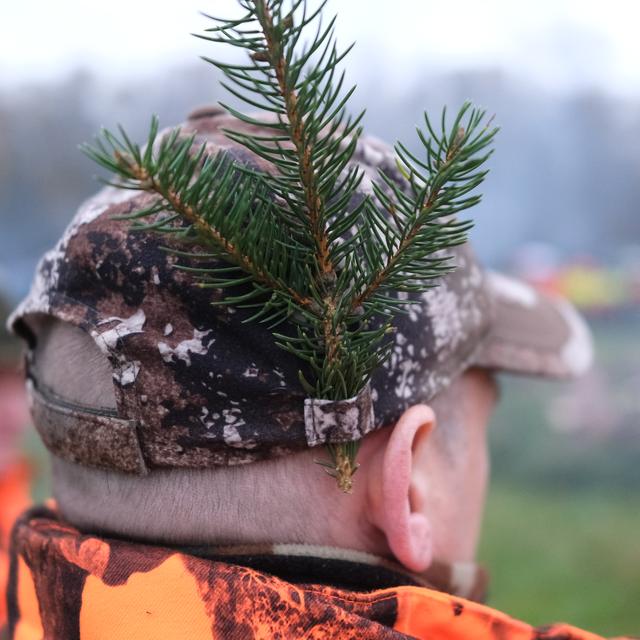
[471, 271, 594, 379]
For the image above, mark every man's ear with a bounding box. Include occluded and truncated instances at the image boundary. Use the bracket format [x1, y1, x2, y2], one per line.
[367, 404, 436, 572]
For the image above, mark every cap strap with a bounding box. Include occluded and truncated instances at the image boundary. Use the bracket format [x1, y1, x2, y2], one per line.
[28, 382, 149, 475]
[303, 384, 375, 447]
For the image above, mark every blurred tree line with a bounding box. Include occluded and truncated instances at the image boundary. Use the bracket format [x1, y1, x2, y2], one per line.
[2, 63, 640, 301]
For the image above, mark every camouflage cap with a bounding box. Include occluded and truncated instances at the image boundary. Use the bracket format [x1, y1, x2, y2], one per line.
[8, 107, 593, 474]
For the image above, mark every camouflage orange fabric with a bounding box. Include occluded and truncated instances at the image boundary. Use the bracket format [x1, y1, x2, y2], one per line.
[5, 506, 630, 640]
[0, 460, 30, 630]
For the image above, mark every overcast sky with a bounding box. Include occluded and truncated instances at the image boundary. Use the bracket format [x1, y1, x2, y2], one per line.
[2, 1, 640, 96]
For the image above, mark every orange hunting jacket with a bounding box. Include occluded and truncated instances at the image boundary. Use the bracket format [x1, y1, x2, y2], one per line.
[0, 460, 30, 631]
[3, 505, 635, 640]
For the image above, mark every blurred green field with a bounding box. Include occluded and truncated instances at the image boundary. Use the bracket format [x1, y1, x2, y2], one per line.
[480, 484, 640, 637]
[489, 315, 640, 493]
[481, 314, 640, 637]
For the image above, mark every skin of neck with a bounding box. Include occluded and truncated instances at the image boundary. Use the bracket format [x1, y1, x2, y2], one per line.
[33, 317, 499, 573]
[51, 371, 497, 574]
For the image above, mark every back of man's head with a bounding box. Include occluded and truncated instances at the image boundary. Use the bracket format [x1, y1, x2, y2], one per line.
[31, 315, 497, 571]
[10, 112, 592, 576]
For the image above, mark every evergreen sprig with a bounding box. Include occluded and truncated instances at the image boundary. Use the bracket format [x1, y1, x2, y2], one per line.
[82, 121, 312, 317]
[84, 0, 498, 492]
[352, 104, 496, 317]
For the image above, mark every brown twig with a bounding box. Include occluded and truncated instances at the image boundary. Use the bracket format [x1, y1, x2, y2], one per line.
[254, 1, 356, 491]
[255, 0, 334, 278]
[255, 1, 343, 363]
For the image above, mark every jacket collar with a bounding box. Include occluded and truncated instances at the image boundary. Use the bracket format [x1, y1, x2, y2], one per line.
[172, 542, 488, 602]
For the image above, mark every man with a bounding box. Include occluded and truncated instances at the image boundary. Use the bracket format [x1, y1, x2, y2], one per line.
[3, 106, 623, 640]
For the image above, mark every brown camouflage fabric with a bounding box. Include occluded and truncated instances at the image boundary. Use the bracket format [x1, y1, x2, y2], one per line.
[5, 505, 631, 640]
[8, 108, 592, 474]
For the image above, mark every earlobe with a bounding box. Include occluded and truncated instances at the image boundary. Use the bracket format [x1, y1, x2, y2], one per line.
[369, 404, 436, 572]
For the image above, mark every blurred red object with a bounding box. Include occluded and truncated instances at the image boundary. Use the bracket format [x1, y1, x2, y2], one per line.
[0, 459, 30, 628]
[0, 367, 31, 628]
[0, 369, 29, 472]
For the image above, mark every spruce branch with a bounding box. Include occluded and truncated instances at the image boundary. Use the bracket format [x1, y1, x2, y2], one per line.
[197, 0, 371, 486]
[351, 102, 497, 314]
[84, 0, 498, 493]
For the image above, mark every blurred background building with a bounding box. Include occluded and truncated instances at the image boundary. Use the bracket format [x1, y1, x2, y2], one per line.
[0, 1, 639, 635]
